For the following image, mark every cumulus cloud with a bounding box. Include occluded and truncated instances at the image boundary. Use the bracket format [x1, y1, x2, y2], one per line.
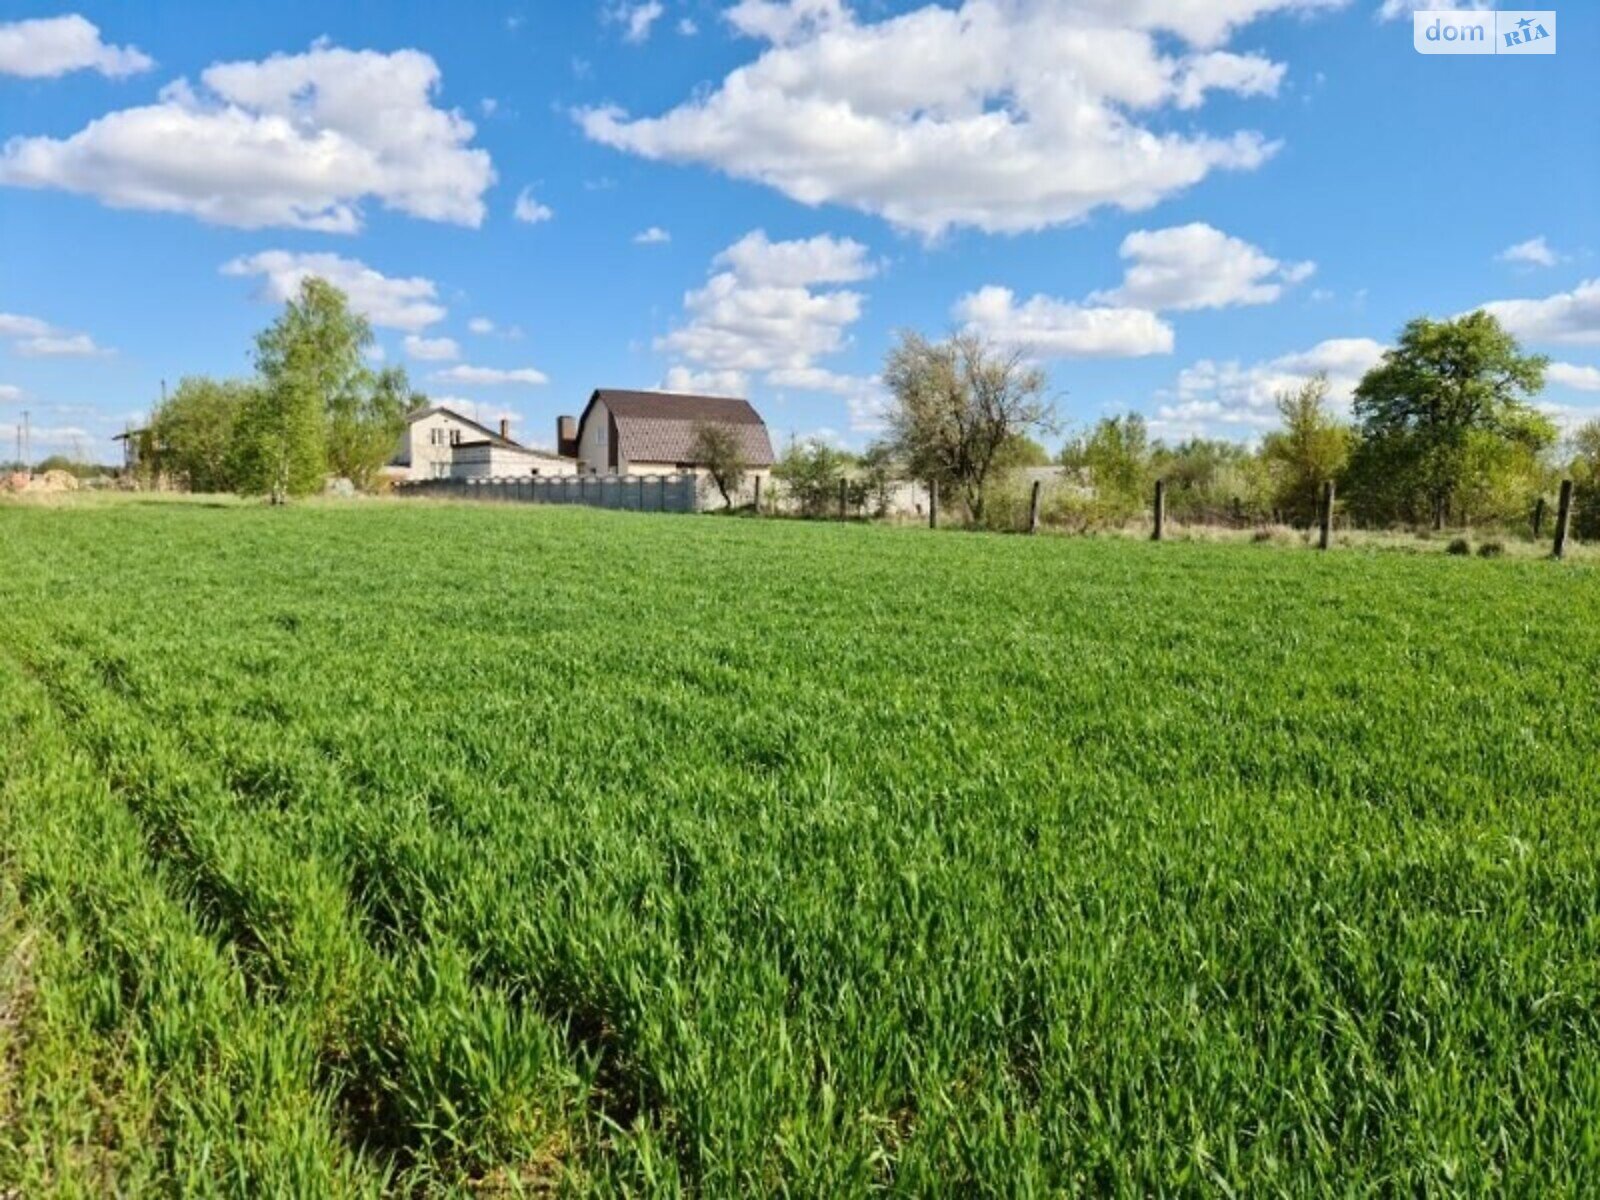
[1481, 279, 1600, 346]
[513, 188, 553, 223]
[0, 14, 152, 79]
[1092, 222, 1314, 311]
[1496, 236, 1560, 268]
[1547, 362, 1600, 392]
[713, 230, 876, 287]
[577, 0, 1332, 236]
[0, 43, 493, 231]
[954, 286, 1174, 358]
[404, 335, 460, 361]
[663, 366, 750, 396]
[222, 251, 447, 332]
[660, 231, 872, 373]
[659, 229, 886, 425]
[0, 384, 22, 402]
[1152, 336, 1387, 437]
[0, 311, 109, 357]
[634, 225, 672, 244]
[433, 364, 549, 386]
[467, 317, 496, 335]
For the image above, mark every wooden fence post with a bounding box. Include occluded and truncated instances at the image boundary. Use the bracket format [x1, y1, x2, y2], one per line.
[1533, 496, 1546, 539]
[753, 475, 761, 514]
[1028, 479, 1042, 535]
[1152, 479, 1166, 542]
[929, 479, 938, 529]
[1319, 480, 1335, 551]
[838, 477, 847, 521]
[1553, 479, 1574, 560]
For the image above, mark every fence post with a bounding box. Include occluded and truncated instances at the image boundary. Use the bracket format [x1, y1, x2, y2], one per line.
[1553, 479, 1574, 560]
[1533, 496, 1546, 539]
[1319, 480, 1335, 551]
[659, 474, 667, 513]
[929, 479, 938, 529]
[1028, 479, 1042, 535]
[838, 477, 847, 521]
[1152, 479, 1166, 542]
[753, 475, 761, 514]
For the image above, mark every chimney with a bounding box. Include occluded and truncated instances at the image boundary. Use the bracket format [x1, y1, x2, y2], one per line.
[557, 415, 578, 458]
[499, 417, 511, 441]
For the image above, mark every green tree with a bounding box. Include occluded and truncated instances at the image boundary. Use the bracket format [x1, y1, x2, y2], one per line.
[329, 366, 416, 491]
[231, 279, 351, 501]
[688, 421, 749, 508]
[1570, 418, 1600, 540]
[856, 442, 900, 517]
[772, 437, 853, 517]
[1061, 414, 1150, 522]
[883, 331, 1055, 522]
[1260, 375, 1353, 525]
[148, 376, 252, 493]
[1350, 311, 1548, 529]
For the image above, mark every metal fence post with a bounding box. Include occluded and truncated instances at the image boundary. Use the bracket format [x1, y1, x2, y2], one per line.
[1152, 479, 1166, 542]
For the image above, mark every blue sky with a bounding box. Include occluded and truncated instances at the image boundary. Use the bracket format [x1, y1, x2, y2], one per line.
[1, 1, 1596, 462]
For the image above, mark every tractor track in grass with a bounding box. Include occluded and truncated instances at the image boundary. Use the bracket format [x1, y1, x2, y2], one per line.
[3, 627, 677, 1194]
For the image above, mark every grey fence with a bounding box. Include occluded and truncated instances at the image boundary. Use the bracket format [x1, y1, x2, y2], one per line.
[399, 473, 701, 513]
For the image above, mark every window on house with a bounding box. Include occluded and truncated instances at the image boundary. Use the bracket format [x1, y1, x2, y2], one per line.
[450, 429, 462, 446]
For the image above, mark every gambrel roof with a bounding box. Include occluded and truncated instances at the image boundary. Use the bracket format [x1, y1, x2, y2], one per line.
[578, 389, 775, 467]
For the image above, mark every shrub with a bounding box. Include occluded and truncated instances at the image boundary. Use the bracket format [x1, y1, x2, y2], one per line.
[1447, 537, 1472, 556]
[1477, 541, 1505, 559]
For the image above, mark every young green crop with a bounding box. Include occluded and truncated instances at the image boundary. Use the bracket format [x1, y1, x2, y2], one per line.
[2, 499, 1598, 1195]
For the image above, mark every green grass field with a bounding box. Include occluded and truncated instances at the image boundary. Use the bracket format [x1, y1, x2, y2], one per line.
[3, 499, 1598, 1196]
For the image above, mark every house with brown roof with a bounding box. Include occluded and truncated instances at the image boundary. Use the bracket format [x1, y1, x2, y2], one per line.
[557, 389, 775, 490]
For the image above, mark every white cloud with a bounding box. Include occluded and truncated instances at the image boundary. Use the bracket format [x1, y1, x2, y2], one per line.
[433, 364, 549, 386]
[634, 225, 672, 244]
[663, 271, 863, 370]
[513, 187, 553, 223]
[659, 230, 883, 421]
[1548, 362, 1600, 392]
[767, 365, 890, 431]
[0, 14, 152, 79]
[481, 97, 499, 116]
[612, 2, 666, 43]
[1482, 279, 1600, 346]
[954, 286, 1173, 358]
[713, 229, 875, 287]
[1377, 0, 1490, 19]
[1153, 335, 1387, 436]
[404, 334, 460, 361]
[678, 18, 700, 36]
[222, 251, 447, 332]
[1496, 236, 1560, 268]
[662, 366, 749, 396]
[0, 312, 109, 357]
[578, 0, 1333, 236]
[0, 44, 493, 231]
[1092, 222, 1314, 310]
[467, 317, 496, 335]
[428, 395, 529, 432]
[0, 384, 21, 402]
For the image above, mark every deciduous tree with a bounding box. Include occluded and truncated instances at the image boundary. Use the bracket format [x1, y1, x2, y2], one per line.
[883, 330, 1055, 522]
[689, 421, 748, 508]
[1261, 374, 1352, 525]
[1350, 312, 1548, 529]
